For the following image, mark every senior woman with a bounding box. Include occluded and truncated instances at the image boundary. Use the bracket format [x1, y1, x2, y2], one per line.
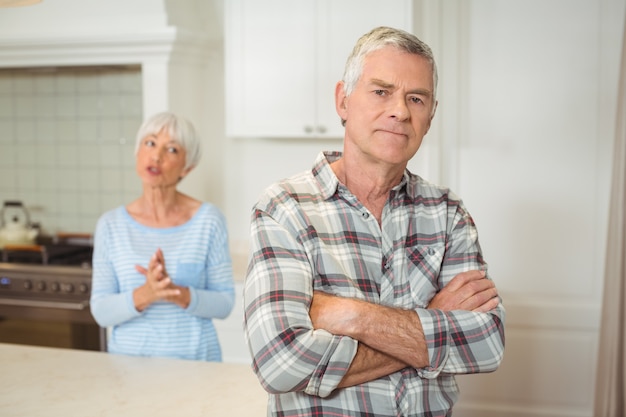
[90, 111, 235, 361]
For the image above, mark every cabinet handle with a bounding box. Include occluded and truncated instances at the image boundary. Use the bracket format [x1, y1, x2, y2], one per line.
[304, 126, 314, 134]
[316, 126, 327, 134]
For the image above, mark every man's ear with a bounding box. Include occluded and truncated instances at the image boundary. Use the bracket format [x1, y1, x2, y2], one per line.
[335, 81, 348, 121]
[424, 100, 438, 135]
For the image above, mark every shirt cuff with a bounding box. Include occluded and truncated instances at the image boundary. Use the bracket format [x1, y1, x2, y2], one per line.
[415, 308, 450, 379]
[305, 330, 358, 398]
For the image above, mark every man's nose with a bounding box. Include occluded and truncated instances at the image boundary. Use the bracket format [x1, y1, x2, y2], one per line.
[390, 97, 410, 121]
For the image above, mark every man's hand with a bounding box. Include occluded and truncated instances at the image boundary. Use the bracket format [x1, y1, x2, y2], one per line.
[428, 270, 499, 312]
[309, 291, 429, 369]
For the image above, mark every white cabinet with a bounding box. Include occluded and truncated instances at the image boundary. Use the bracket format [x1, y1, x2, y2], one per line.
[225, 0, 413, 139]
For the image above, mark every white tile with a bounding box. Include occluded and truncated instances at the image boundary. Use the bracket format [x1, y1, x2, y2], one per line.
[55, 73, 76, 93]
[77, 144, 99, 167]
[56, 120, 79, 143]
[122, 117, 141, 141]
[120, 70, 142, 92]
[98, 143, 123, 168]
[78, 191, 101, 214]
[37, 168, 59, 190]
[35, 120, 57, 142]
[34, 74, 56, 94]
[99, 167, 123, 192]
[100, 118, 122, 142]
[16, 121, 36, 143]
[35, 96, 57, 117]
[120, 94, 143, 116]
[13, 74, 34, 94]
[100, 193, 125, 212]
[35, 144, 57, 167]
[76, 72, 99, 94]
[122, 175, 142, 194]
[0, 74, 13, 94]
[77, 94, 101, 118]
[16, 144, 37, 166]
[0, 120, 15, 142]
[15, 96, 36, 118]
[99, 94, 122, 118]
[56, 168, 79, 192]
[77, 168, 99, 191]
[0, 167, 17, 189]
[77, 119, 99, 142]
[121, 144, 137, 168]
[0, 146, 16, 167]
[56, 192, 80, 215]
[56, 96, 78, 118]
[56, 144, 79, 167]
[0, 66, 144, 234]
[0, 96, 14, 117]
[15, 167, 37, 191]
[99, 72, 121, 93]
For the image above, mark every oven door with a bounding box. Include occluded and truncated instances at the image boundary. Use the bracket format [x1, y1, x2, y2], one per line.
[0, 263, 106, 351]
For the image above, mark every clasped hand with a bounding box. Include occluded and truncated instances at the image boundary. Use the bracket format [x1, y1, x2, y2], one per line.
[133, 248, 189, 311]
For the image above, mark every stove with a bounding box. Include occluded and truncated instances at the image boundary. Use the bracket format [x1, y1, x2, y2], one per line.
[0, 240, 105, 351]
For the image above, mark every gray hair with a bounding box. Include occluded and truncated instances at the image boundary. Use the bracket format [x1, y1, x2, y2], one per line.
[342, 26, 438, 101]
[134, 112, 201, 171]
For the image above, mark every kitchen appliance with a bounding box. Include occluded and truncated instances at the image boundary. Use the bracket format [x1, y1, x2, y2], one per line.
[0, 200, 39, 248]
[0, 231, 105, 351]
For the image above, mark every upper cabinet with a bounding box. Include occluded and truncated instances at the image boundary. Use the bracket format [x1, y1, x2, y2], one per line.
[225, 0, 413, 139]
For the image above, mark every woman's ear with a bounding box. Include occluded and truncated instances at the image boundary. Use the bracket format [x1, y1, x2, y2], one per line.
[178, 165, 194, 182]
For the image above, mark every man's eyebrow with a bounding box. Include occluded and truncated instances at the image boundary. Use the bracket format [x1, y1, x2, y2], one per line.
[370, 78, 394, 89]
[369, 78, 432, 97]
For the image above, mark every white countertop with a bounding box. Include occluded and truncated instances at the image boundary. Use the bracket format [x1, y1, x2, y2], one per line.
[0, 343, 268, 416]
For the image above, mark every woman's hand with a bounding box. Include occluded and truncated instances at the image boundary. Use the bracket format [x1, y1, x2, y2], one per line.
[133, 248, 190, 311]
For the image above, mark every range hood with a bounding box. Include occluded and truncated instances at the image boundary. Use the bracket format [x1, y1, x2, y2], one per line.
[0, 0, 225, 204]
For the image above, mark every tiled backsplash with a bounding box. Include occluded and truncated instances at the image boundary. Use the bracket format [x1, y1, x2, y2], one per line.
[0, 66, 144, 235]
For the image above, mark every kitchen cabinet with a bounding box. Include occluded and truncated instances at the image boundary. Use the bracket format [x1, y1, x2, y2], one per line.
[225, 0, 413, 139]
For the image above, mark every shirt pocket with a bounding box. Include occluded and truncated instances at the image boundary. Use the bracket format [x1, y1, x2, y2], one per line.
[405, 245, 445, 307]
[173, 262, 205, 288]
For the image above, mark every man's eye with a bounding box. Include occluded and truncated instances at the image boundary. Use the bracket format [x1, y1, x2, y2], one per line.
[374, 89, 386, 96]
[409, 96, 423, 104]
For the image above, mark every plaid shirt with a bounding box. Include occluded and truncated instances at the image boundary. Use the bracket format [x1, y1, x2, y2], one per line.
[244, 151, 505, 417]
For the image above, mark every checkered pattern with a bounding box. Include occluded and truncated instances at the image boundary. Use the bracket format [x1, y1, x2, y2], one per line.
[244, 151, 505, 417]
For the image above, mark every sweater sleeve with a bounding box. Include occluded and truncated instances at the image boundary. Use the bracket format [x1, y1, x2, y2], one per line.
[90, 214, 142, 327]
[185, 210, 235, 319]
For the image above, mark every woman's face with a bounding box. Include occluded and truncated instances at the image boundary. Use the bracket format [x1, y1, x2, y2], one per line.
[135, 128, 189, 189]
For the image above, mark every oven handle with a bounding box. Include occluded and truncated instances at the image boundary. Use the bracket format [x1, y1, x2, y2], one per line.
[0, 298, 89, 310]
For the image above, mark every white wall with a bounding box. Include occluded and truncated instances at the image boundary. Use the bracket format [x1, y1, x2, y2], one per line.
[415, 1, 624, 416]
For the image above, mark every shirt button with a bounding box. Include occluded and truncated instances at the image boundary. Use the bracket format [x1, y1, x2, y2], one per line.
[362, 212, 369, 219]
[427, 248, 435, 256]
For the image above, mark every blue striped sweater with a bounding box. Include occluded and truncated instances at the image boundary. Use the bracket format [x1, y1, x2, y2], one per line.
[90, 203, 235, 361]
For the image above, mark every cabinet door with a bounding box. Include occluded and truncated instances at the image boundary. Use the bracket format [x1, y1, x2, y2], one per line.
[225, 0, 317, 138]
[225, 0, 413, 139]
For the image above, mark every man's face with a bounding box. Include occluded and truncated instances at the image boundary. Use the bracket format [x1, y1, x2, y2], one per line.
[336, 46, 437, 167]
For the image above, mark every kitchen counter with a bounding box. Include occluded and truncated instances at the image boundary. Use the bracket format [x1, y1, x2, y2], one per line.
[0, 343, 268, 416]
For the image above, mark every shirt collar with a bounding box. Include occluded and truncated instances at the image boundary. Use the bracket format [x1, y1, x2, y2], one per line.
[311, 151, 413, 200]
